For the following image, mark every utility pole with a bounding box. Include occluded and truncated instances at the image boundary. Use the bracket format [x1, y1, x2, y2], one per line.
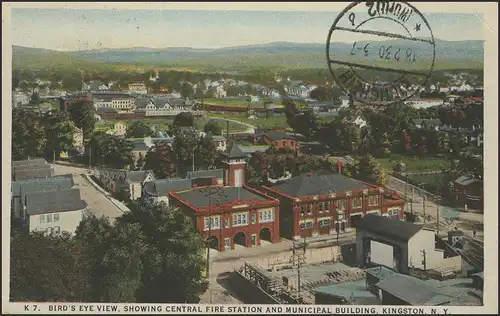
[88, 147, 92, 170]
[421, 249, 427, 271]
[53, 150, 56, 164]
[423, 195, 427, 224]
[201, 187, 227, 279]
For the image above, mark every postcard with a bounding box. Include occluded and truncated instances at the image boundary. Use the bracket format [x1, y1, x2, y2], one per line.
[2, 2, 497, 314]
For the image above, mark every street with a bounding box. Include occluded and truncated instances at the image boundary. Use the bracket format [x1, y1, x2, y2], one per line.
[53, 164, 125, 220]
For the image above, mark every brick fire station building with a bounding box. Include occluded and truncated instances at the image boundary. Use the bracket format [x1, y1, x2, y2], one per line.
[261, 172, 405, 240]
[168, 143, 280, 252]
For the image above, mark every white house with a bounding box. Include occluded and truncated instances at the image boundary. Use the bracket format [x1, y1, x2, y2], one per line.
[346, 116, 367, 128]
[143, 178, 192, 205]
[128, 83, 148, 94]
[92, 93, 135, 111]
[25, 188, 87, 235]
[339, 95, 351, 108]
[215, 85, 227, 98]
[356, 214, 457, 275]
[95, 169, 155, 200]
[106, 121, 127, 137]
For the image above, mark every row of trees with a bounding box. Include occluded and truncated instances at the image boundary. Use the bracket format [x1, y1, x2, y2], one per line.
[284, 100, 478, 159]
[12, 109, 76, 161]
[245, 150, 388, 187]
[10, 201, 207, 303]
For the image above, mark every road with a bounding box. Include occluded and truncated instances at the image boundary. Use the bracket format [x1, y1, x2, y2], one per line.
[53, 164, 125, 220]
[207, 117, 256, 134]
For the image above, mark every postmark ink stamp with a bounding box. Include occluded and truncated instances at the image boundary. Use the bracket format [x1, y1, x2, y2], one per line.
[326, 1, 436, 105]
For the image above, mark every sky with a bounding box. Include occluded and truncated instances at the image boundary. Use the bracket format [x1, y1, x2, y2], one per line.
[11, 8, 485, 51]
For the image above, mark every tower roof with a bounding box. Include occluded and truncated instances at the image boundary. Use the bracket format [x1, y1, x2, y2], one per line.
[222, 142, 248, 159]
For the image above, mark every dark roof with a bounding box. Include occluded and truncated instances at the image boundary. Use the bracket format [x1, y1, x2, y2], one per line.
[12, 174, 74, 197]
[175, 186, 269, 208]
[126, 170, 153, 183]
[375, 274, 453, 306]
[365, 266, 397, 281]
[13, 167, 53, 181]
[12, 158, 47, 167]
[222, 142, 248, 159]
[186, 169, 224, 180]
[454, 175, 482, 186]
[145, 178, 192, 196]
[357, 214, 424, 242]
[25, 188, 87, 215]
[135, 98, 150, 109]
[18, 178, 74, 203]
[271, 173, 371, 197]
[12, 163, 52, 172]
[96, 107, 118, 114]
[264, 130, 296, 141]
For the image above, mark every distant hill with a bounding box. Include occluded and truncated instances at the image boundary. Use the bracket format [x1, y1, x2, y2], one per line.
[13, 39, 483, 72]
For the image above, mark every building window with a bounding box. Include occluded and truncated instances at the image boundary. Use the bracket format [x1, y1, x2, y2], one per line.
[300, 221, 313, 230]
[352, 197, 362, 208]
[337, 199, 347, 210]
[325, 201, 330, 211]
[225, 238, 231, 249]
[318, 202, 324, 212]
[300, 205, 306, 217]
[369, 195, 379, 206]
[54, 213, 59, 222]
[46, 214, 53, 223]
[259, 209, 274, 223]
[251, 214, 257, 224]
[40, 215, 46, 223]
[204, 216, 220, 230]
[307, 205, 313, 216]
[233, 212, 248, 226]
[318, 218, 330, 228]
[225, 218, 230, 228]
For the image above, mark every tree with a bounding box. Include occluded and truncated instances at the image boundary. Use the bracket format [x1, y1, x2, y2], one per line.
[203, 121, 222, 136]
[283, 99, 299, 130]
[181, 82, 194, 99]
[126, 120, 153, 138]
[12, 109, 46, 160]
[10, 231, 90, 302]
[346, 154, 387, 185]
[172, 112, 195, 129]
[144, 141, 177, 178]
[246, 152, 269, 186]
[30, 91, 40, 105]
[372, 131, 392, 157]
[68, 101, 96, 139]
[309, 86, 330, 101]
[117, 201, 207, 303]
[87, 131, 134, 169]
[268, 155, 286, 179]
[195, 133, 217, 169]
[42, 111, 76, 160]
[172, 129, 199, 175]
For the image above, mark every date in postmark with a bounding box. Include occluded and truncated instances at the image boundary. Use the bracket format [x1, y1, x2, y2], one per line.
[326, 1, 435, 105]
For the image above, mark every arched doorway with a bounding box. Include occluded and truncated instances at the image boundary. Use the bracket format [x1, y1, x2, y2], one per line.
[259, 228, 272, 242]
[233, 232, 246, 248]
[206, 236, 219, 251]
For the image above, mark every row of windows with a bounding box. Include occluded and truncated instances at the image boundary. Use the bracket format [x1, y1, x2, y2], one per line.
[299, 196, 379, 216]
[42, 226, 61, 234]
[39, 213, 60, 224]
[203, 209, 275, 230]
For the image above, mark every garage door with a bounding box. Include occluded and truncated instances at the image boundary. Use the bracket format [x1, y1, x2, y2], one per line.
[370, 240, 394, 268]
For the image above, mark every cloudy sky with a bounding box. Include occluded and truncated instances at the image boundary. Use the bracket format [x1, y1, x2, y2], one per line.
[11, 8, 485, 51]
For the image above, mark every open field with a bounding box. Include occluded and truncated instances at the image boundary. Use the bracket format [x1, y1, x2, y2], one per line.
[202, 98, 301, 109]
[209, 113, 290, 130]
[374, 154, 450, 173]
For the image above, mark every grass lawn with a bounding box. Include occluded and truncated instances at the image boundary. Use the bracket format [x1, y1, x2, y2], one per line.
[211, 113, 290, 130]
[194, 117, 247, 133]
[375, 154, 450, 173]
[202, 97, 307, 109]
[95, 119, 172, 132]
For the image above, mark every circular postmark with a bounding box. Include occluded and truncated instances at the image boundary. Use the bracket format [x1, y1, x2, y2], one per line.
[326, 1, 435, 105]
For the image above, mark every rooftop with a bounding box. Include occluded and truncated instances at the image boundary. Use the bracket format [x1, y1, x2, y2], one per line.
[455, 175, 482, 186]
[12, 174, 74, 197]
[375, 274, 454, 306]
[313, 280, 380, 305]
[174, 186, 271, 209]
[263, 130, 296, 141]
[13, 167, 53, 181]
[270, 173, 372, 197]
[357, 214, 424, 242]
[144, 178, 192, 197]
[365, 266, 397, 281]
[186, 169, 224, 180]
[12, 158, 47, 167]
[222, 142, 248, 159]
[25, 188, 87, 215]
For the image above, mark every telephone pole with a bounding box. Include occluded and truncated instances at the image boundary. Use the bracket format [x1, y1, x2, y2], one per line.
[423, 195, 427, 224]
[421, 249, 427, 271]
[436, 196, 440, 236]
